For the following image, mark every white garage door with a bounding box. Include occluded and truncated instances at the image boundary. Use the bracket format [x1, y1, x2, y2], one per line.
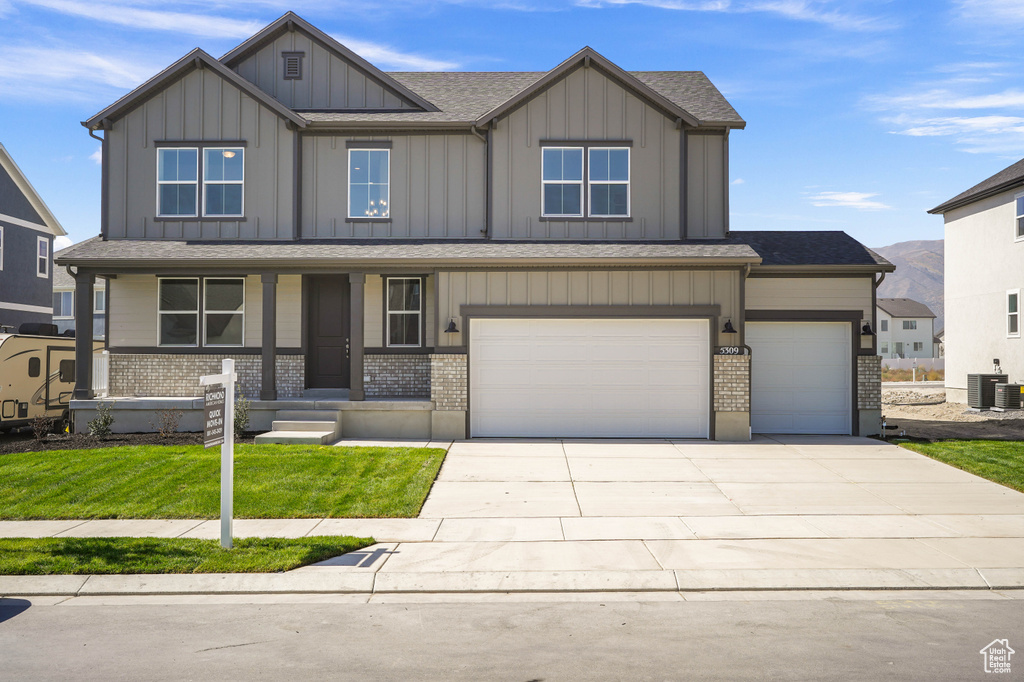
[470, 318, 709, 438]
[746, 321, 852, 435]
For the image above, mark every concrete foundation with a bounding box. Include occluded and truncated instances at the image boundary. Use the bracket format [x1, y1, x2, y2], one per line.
[431, 410, 467, 440]
[858, 409, 882, 438]
[714, 411, 751, 442]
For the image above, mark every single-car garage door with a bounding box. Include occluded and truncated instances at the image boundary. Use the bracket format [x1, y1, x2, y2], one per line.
[470, 318, 709, 438]
[746, 321, 852, 434]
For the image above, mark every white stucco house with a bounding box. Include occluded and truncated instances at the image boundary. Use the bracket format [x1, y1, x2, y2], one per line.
[929, 158, 1024, 402]
[875, 298, 936, 359]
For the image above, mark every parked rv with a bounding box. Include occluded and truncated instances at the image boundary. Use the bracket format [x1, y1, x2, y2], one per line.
[0, 325, 93, 432]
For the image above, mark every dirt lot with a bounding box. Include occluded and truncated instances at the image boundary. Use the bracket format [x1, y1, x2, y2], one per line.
[882, 387, 1024, 441]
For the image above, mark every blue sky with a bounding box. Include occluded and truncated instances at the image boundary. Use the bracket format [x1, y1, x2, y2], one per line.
[2, 0, 1024, 250]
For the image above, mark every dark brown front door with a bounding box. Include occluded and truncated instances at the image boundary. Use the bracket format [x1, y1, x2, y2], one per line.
[307, 275, 350, 388]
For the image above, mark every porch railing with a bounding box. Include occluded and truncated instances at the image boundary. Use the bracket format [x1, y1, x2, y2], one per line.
[92, 350, 109, 396]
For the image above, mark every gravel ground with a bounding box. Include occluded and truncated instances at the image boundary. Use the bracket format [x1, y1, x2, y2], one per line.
[882, 386, 1024, 439]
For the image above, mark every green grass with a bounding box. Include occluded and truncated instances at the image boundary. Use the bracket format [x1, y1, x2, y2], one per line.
[0, 536, 374, 575]
[0, 444, 446, 520]
[900, 440, 1024, 492]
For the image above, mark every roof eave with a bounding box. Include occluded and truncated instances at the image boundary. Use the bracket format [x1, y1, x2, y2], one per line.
[751, 263, 895, 274]
[304, 119, 476, 130]
[928, 177, 1024, 215]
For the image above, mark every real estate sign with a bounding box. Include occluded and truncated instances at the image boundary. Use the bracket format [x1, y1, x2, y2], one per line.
[204, 385, 226, 448]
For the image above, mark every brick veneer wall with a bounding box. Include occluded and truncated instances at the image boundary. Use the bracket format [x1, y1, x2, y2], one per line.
[857, 354, 881, 410]
[713, 355, 750, 412]
[430, 353, 467, 411]
[364, 354, 431, 398]
[109, 354, 304, 398]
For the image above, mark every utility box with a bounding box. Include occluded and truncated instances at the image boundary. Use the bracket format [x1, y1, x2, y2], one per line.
[994, 383, 1023, 409]
[968, 374, 1008, 408]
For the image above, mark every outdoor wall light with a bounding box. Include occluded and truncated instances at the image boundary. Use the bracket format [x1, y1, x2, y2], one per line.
[721, 319, 737, 334]
[861, 323, 875, 336]
[444, 318, 460, 333]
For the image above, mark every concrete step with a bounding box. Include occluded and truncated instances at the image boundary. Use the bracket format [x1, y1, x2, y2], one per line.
[275, 410, 343, 422]
[272, 420, 339, 433]
[303, 388, 350, 400]
[254, 430, 338, 445]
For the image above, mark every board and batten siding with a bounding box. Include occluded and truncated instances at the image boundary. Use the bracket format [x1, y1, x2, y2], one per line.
[232, 32, 418, 111]
[108, 275, 301, 348]
[436, 269, 739, 347]
[490, 66, 683, 240]
[364, 274, 435, 347]
[686, 133, 727, 238]
[745, 277, 873, 322]
[302, 135, 486, 238]
[106, 67, 296, 240]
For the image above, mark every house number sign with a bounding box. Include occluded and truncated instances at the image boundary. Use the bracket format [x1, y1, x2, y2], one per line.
[715, 346, 749, 356]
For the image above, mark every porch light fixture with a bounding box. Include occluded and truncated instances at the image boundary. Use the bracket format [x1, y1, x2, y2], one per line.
[861, 323, 875, 336]
[721, 319, 737, 334]
[444, 318, 460, 333]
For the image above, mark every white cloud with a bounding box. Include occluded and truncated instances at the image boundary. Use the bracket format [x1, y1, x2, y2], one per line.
[0, 45, 161, 101]
[332, 35, 460, 71]
[54, 236, 73, 250]
[731, 177, 745, 185]
[955, 0, 1024, 24]
[809, 191, 891, 210]
[19, 0, 263, 37]
[89, 147, 102, 165]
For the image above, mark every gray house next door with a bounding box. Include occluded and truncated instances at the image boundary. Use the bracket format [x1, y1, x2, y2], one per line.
[307, 275, 351, 388]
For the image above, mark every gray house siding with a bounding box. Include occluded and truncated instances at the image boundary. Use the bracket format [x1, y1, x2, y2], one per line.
[489, 65, 682, 241]
[0, 165, 45, 225]
[686, 132, 728, 238]
[232, 32, 419, 111]
[0, 219, 52, 330]
[302, 134, 486, 238]
[105, 67, 296, 241]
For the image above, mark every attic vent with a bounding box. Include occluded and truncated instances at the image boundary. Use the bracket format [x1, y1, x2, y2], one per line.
[282, 52, 305, 80]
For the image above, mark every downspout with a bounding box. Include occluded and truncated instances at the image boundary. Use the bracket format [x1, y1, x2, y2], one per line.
[872, 272, 885, 356]
[85, 119, 110, 241]
[470, 125, 491, 239]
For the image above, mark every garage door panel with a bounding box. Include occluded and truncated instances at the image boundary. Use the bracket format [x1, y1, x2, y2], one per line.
[470, 318, 709, 438]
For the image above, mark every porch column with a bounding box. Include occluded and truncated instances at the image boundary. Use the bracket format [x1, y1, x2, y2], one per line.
[72, 269, 95, 400]
[260, 273, 278, 401]
[349, 272, 365, 401]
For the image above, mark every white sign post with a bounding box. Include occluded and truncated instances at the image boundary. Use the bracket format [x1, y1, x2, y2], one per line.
[200, 358, 238, 549]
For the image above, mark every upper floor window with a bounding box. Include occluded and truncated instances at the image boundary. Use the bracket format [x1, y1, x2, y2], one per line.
[902, 320, 917, 330]
[349, 149, 390, 219]
[1016, 193, 1024, 240]
[37, 237, 48, 278]
[1008, 289, 1020, 338]
[0, 225, 4, 270]
[157, 146, 244, 218]
[386, 277, 422, 347]
[541, 144, 630, 218]
[879, 319, 888, 332]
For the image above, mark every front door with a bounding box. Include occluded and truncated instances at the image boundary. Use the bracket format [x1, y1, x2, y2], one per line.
[307, 275, 351, 388]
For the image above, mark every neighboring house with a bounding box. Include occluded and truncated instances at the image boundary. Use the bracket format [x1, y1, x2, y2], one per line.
[57, 12, 893, 440]
[934, 329, 943, 358]
[929, 157, 1024, 403]
[51, 263, 106, 339]
[0, 143, 66, 332]
[876, 298, 936, 359]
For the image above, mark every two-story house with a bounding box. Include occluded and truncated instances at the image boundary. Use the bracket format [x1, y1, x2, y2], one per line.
[58, 12, 892, 440]
[930, 158, 1024, 402]
[876, 298, 937, 359]
[0, 143, 66, 333]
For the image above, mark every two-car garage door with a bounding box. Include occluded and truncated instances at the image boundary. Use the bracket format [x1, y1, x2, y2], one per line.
[470, 318, 709, 438]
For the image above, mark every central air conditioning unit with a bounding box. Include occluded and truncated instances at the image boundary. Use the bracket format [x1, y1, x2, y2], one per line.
[967, 373, 1008, 409]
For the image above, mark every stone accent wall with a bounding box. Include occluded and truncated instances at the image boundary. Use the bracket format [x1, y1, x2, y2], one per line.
[364, 354, 431, 398]
[430, 353, 467, 411]
[857, 354, 881, 410]
[713, 354, 750, 412]
[109, 354, 304, 399]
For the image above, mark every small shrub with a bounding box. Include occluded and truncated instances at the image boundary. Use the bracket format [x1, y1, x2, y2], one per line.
[151, 408, 183, 438]
[88, 402, 115, 438]
[234, 389, 251, 439]
[31, 416, 54, 441]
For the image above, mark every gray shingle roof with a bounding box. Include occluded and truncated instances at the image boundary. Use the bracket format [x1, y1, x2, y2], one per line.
[55, 237, 761, 268]
[929, 157, 1024, 214]
[877, 298, 936, 319]
[727, 231, 893, 268]
[299, 71, 744, 127]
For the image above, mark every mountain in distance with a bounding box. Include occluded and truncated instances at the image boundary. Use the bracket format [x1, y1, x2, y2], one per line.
[872, 239, 944, 333]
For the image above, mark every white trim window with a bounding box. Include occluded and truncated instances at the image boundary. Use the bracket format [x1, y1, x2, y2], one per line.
[203, 148, 244, 217]
[157, 148, 199, 217]
[203, 278, 244, 347]
[53, 291, 73, 319]
[94, 289, 106, 314]
[1008, 289, 1020, 337]
[902, 320, 917, 330]
[880, 342, 888, 354]
[879, 319, 888, 332]
[348, 149, 390, 218]
[913, 342, 924, 352]
[158, 278, 199, 346]
[36, 236, 48, 278]
[541, 147, 584, 217]
[0, 225, 4, 270]
[1016, 193, 1024, 240]
[588, 147, 630, 217]
[386, 277, 422, 347]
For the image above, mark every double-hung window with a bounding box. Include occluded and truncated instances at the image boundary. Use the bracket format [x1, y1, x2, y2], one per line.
[902, 320, 917, 330]
[386, 277, 422, 347]
[0, 225, 4, 270]
[913, 342, 923, 352]
[157, 146, 244, 218]
[204, 278, 244, 346]
[349, 149, 390, 219]
[53, 291, 73, 318]
[159, 278, 199, 346]
[37, 237, 49, 278]
[880, 319, 888, 332]
[541, 144, 630, 218]
[1008, 289, 1020, 337]
[1016, 193, 1024, 240]
[159, 277, 244, 347]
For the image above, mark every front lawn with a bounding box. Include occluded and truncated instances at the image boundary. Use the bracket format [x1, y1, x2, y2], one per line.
[899, 440, 1024, 492]
[0, 536, 373, 575]
[0, 444, 446, 519]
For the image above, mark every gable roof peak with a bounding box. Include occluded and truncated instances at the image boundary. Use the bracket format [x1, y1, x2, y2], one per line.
[0, 142, 66, 236]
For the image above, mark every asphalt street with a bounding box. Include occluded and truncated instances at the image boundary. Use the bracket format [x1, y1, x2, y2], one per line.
[2, 592, 1021, 680]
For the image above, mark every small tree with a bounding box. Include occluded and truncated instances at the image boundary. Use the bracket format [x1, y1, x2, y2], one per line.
[88, 402, 115, 438]
[234, 388, 251, 439]
[151, 408, 183, 438]
[31, 415, 54, 441]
